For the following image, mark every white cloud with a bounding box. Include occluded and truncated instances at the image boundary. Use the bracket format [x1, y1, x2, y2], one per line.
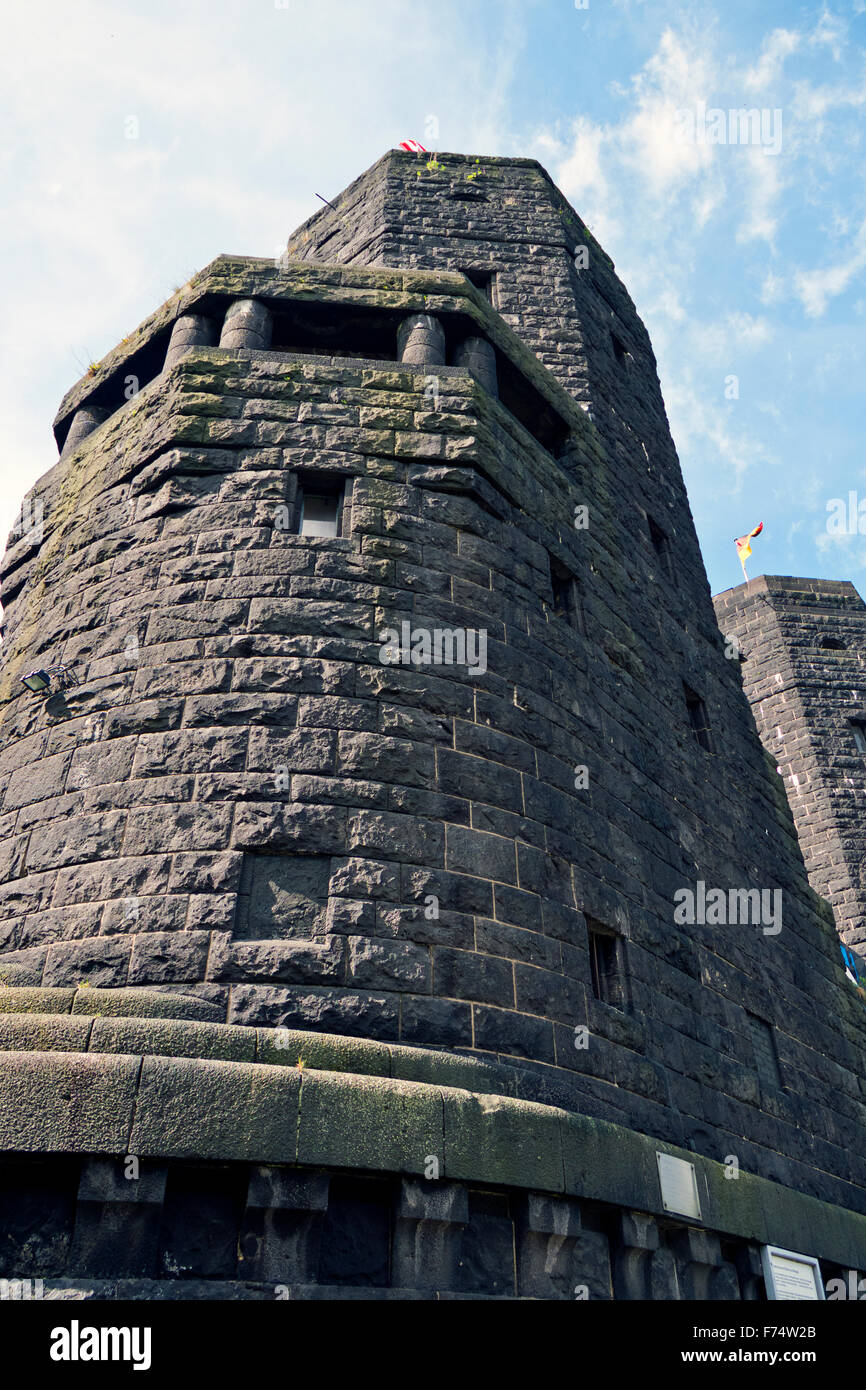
[692, 182, 725, 228]
[816, 527, 864, 556]
[665, 372, 776, 491]
[744, 28, 801, 93]
[792, 76, 866, 121]
[736, 148, 784, 246]
[726, 312, 773, 346]
[557, 117, 609, 204]
[810, 8, 848, 62]
[760, 270, 786, 304]
[794, 219, 866, 315]
[617, 28, 718, 198]
[0, 0, 530, 545]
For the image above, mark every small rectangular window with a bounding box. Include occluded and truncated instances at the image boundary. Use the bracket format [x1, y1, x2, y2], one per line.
[459, 267, 496, 304]
[684, 683, 713, 753]
[851, 719, 866, 755]
[587, 919, 626, 1010]
[745, 1012, 782, 1090]
[549, 558, 586, 635]
[648, 515, 674, 581]
[611, 331, 629, 364]
[297, 480, 344, 538]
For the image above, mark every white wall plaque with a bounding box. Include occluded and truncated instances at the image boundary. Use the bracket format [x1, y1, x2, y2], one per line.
[656, 1152, 702, 1220]
[761, 1246, 825, 1300]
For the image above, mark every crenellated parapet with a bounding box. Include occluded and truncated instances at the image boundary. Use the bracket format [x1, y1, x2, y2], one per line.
[50, 257, 580, 467]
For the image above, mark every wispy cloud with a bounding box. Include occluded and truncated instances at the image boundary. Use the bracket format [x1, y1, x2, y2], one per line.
[744, 28, 800, 93]
[794, 218, 866, 316]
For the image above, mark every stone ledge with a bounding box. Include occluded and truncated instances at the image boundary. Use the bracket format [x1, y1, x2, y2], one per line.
[1, 1044, 866, 1270]
[0, 1003, 519, 1098]
[0, 986, 222, 1022]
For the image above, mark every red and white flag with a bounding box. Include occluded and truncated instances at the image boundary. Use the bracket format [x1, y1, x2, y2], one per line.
[398, 139, 426, 153]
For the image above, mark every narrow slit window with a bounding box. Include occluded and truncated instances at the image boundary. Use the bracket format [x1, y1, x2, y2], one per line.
[587, 919, 626, 1010]
[459, 267, 496, 304]
[297, 481, 344, 538]
[745, 1012, 782, 1090]
[549, 557, 586, 635]
[851, 718, 866, 755]
[684, 683, 713, 753]
[647, 515, 674, 582]
[611, 331, 629, 364]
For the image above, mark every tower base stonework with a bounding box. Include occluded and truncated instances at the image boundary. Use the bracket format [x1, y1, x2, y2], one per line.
[1, 986, 865, 1299]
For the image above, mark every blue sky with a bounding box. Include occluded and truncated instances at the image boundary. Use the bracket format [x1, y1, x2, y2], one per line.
[2, 0, 865, 597]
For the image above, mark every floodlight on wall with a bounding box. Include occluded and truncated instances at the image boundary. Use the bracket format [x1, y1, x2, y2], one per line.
[20, 665, 79, 696]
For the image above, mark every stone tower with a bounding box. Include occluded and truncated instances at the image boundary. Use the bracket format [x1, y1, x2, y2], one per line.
[713, 575, 866, 964]
[0, 151, 865, 1299]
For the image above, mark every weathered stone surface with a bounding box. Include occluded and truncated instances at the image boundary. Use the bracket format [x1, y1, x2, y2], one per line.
[89, 1014, 255, 1061]
[296, 1071, 443, 1174]
[0, 1051, 138, 1152]
[128, 931, 210, 984]
[442, 1090, 564, 1192]
[69, 986, 222, 1022]
[129, 1055, 300, 1161]
[0, 1012, 93, 1052]
[0, 985, 75, 1013]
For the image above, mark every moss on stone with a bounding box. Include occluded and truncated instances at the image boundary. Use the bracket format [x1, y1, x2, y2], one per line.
[296, 1069, 443, 1174]
[70, 987, 222, 1022]
[90, 1015, 255, 1062]
[130, 1055, 300, 1162]
[0, 987, 76, 1015]
[256, 1027, 390, 1076]
[0, 1012, 92, 1051]
[442, 1090, 565, 1192]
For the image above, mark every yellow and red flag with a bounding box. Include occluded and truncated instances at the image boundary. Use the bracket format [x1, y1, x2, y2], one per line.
[735, 521, 763, 580]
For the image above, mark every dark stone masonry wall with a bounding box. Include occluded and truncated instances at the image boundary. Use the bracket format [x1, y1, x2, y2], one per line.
[1, 153, 866, 1290]
[0, 1155, 769, 1300]
[286, 153, 707, 604]
[713, 576, 866, 958]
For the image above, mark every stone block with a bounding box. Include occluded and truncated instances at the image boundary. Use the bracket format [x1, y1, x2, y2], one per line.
[0, 986, 75, 1014]
[89, 1015, 255, 1062]
[229, 984, 399, 1040]
[442, 1090, 565, 1191]
[238, 1168, 330, 1283]
[348, 810, 444, 866]
[0, 1012, 92, 1053]
[69, 1157, 168, 1279]
[445, 825, 517, 884]
[70, 986, 222, 1022]
[0, 1051, 139, 1152]
[43, 938, 132, 989]
[128, 932, 211, 984]
[297, 1071, 443, 1175]
[129, 1055, 300, 1161]
[347, 938, 431, 993]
